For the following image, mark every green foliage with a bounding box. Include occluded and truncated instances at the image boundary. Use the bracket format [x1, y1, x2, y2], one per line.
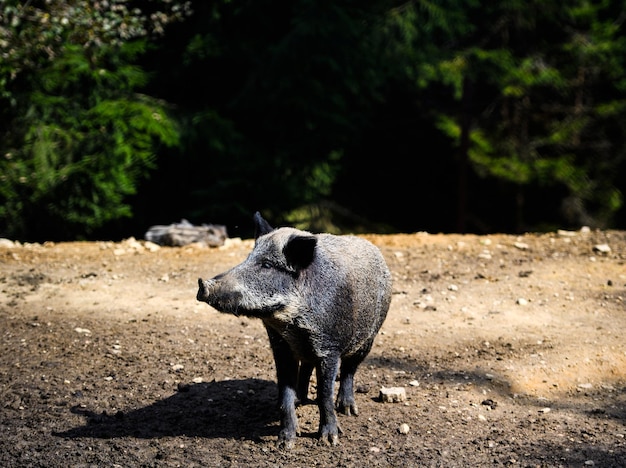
[161, 0, 393, 227]
[0, 40, 179, 239]
[0, 0, 191, 91]
[379, 0, 479, 90]
[2, 0, 626, 238]
[135, 0, 626, 232]
[419, 0, 626, 228]
[0, 1, 188, 239]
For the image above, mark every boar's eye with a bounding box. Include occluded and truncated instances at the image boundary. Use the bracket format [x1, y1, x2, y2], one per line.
[259, 259, 294, 276]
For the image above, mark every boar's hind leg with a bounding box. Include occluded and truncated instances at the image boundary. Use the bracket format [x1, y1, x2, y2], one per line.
[316, 356, 341, 446]
[265, 327, 299, 449]
[336, 341, 374, 416]
[296, 362, 314, 405]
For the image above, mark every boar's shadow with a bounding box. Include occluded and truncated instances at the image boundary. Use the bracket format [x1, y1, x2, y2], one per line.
[54, 379, 280, 441]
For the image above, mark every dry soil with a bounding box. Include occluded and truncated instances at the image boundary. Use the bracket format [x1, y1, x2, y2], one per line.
[1, 228, 625, 467]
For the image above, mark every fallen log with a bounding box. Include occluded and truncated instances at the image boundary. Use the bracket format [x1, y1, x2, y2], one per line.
[144, 219, 228, 247]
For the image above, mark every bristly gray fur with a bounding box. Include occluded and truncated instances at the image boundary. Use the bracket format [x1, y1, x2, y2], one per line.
[197, 212, 392, 449]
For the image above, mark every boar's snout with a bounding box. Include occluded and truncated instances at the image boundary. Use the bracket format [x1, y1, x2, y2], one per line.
[196, 278, 215, 303]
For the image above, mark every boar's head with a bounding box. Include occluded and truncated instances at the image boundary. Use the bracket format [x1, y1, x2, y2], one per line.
[197, 212, 317, 317]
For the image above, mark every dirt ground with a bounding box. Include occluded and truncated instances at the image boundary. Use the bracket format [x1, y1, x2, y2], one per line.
[1, 226, 625, 467]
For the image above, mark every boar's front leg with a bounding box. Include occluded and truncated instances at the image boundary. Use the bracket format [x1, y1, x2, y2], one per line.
[317, 355, 341, 446]
[265, 327, 299, 449]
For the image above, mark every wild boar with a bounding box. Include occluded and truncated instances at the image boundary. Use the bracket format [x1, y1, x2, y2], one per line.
[197, 212, 392, 448]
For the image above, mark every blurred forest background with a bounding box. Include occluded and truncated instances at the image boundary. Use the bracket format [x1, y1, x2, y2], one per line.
[1, 0, 625, 241]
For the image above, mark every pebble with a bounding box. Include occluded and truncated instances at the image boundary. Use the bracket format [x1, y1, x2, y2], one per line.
[144, 241, 161, 252]
[478, 251, 492, 260]
[110, 237, 163, 255]
[557, 229, 577, 237]
[74, 327, 92, 335]
[0, 238, 17, 248]
[593, 244, 611, 254]
[516, 298, 528, 306]
[221, 237, 243, 249]
[122, 237, 145, 251]
[481, 399, 497, 410]
[398, 423, 410, 434]
[379, 386, 406, 403]
[413, 294, 435, 310]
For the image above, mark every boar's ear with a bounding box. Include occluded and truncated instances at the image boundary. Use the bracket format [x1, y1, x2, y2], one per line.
[253, 211, 274, 239]
[283, 234, 317, 270]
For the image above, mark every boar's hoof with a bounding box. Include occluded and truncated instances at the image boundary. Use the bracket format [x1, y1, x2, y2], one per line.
[318, 433, 340, 447]
[276, 432, 296, 450]
[337, 401, 359, 416]
[318, 424, 341, 446]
